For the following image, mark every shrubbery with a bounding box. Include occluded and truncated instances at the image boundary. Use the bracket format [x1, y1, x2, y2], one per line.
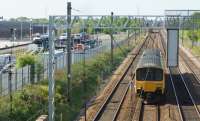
[16, 54, 37, 68]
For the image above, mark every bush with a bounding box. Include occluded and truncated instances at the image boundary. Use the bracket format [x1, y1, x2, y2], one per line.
[16, 54, 37, 68]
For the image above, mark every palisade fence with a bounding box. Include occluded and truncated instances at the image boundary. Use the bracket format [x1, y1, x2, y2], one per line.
[0, 32, 133, 96]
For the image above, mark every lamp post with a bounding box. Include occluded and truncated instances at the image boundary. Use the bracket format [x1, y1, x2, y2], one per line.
[21, 21, 23, 41]
[43, 24, 45, 34]
[30, 19, 32, 40]
[9, 28, 16, 115]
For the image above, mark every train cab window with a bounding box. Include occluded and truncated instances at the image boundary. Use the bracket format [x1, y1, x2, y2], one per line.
[136, 68, 163, 81]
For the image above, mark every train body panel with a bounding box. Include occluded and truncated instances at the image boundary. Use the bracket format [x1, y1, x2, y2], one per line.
[135, 79, 165, 94]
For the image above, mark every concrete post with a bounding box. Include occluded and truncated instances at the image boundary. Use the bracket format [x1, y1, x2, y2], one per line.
[67, 2, 72, 102]
[48, 16, 55, 121]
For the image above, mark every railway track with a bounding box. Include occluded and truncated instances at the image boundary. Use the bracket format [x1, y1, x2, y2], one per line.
[179, 49, 200, 120]
[179, 50, 200, 84]
[111, 82, 132, 121]
[140, 104, 160, 121]
[160, 29, 200, 121]
[132, 99, 160, 121]
[131, 32, 165, 121]
[169, 67, 200, 121]
[92, 33, 152, 121]
[91, 57, 134, 121]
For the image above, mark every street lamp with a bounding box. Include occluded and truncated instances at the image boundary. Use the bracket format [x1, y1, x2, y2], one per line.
[30, 19, 32, 40]
[21, 21, 23, 41]
[9, 27, 16, 114]
[13, 28, 16, 42]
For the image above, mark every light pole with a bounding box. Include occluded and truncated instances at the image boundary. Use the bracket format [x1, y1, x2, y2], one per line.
[9, 28, 16, 116]
[43, 24, 45, 34]
[13, 28, 16, 42]
[21, 21, 23, 41]
[30, 19, 32, 41]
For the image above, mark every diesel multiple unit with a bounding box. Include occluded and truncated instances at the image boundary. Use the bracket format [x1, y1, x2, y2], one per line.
[135, 49, 165, 100]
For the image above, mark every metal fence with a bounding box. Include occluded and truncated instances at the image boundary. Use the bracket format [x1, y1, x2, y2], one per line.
[0, 35, 127, 96]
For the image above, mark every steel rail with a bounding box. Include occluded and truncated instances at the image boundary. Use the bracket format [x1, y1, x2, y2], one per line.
[169, 67, 200, 121]
[136, 103, 160, 121]
[111, 82, 131, 121]
[156, 104, 160, 121]
[177, 66, 200, 119]
[92, 34, 148, 121]
[180, 53, 200, 84]
[168, 68, 184, 121]
[132, 98, 143, 121]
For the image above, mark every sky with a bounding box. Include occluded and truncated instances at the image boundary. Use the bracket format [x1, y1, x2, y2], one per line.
[0, 0, 200, 19]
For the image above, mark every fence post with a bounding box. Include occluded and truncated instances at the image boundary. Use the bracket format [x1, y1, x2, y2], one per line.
[110, 12, 114, 66]
[22, 67, 24, 88]
[8, 68, 13, 114]
[127, 29, 130, 46]
[43, 56, 45, 80]
[30, 64, 35, 84]
[0, 72, 2, 95]
[135, 30, 136, 43]
[28, 65, 30, 84]
[15, 69, 17, 90]
[63, 53, 65, 69]
[55, 57, 57, 71]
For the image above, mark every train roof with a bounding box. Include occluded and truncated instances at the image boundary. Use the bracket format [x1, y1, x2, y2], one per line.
[137, 49, 163, 69]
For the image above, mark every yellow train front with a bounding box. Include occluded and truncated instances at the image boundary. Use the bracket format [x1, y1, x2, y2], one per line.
[135, 49, 165, 103]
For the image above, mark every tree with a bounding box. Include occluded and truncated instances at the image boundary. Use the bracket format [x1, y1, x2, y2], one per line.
[186, 12, 200, 48]
[187, 30, 199, 48]
[16, 17, 30, 22]
[32, 18, 48, 24]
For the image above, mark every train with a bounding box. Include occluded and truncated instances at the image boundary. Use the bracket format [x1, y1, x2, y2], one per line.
[134, 49, 165, 102]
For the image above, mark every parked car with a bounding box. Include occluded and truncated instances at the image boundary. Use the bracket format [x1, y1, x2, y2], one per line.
[0, 54, 16, 70]
[74, 44, 85, 51]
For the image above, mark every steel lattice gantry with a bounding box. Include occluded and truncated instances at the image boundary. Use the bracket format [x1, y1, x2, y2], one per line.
[50, 15, 200, 31]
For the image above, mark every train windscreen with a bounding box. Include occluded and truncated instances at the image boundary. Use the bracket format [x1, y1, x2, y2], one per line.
[136, 68, 163, 81]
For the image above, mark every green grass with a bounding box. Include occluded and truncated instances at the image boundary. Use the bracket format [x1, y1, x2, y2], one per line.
[0, 44, 134, 121]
